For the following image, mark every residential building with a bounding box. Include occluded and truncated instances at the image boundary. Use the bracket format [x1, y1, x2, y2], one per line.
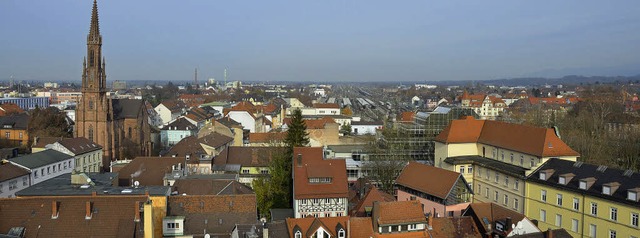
[45, 137, 103, 173]
[460, 91, 507, 120]
[284, 117, 339, 146]
[286, 216, 349, 238]
[214, 146, 277, 186]
[350, 121, 383, 135]
[154, 100, 186, 126]
[160, 117, 197, 148]
[0, 103, 24, 116]
[0, 195, 152, 237]
[325, 144, 371, 183]
[165, 194, 257, 237]
[395, 161, 473, 217]
[525, 158, 640, 238]
[434, 116, 579, 213]
[463, 203, 541, 238]
[0, 113, 29, 148]
[0, 159, 30, 198]
[9, 150, 74, 185]
[293, 147, 349, 218]
[115, 156, 186, 186]
[372, 200, 428, 235]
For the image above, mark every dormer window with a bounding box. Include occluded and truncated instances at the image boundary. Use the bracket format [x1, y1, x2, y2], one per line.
[628, 191, 638, 201]
[309, 177, 332, 184]
[539, 169, 554, 181]
[558, 173, 574, 185]
[338, 229, 345, 238]
[602, 182, 620, 196]
[627, 188, 640, 202]
[579, 181, 587, 190]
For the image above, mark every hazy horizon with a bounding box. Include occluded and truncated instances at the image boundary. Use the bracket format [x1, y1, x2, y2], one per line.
[1, 0, 640, 82]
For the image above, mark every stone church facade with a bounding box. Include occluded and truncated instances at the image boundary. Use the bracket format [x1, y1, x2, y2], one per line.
[75, 0, 152, 168]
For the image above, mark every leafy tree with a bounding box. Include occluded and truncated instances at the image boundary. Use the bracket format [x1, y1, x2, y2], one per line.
[363, 125, 410, 194]
[341, 107, 353, 116]
[253, 108, 309, 218]
[28, 107, 72, 141]
[340, 123, 352, 136]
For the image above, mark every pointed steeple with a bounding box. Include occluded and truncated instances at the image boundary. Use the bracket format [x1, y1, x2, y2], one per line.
[88, 0, 101, 43]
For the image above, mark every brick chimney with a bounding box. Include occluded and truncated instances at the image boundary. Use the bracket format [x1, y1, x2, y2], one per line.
[296, 154, 302, 167]
[547, 228, 553, 238]
[134, 201, 141, 222]
[51, 201, 59, 219]
[85, 201, 93, 219]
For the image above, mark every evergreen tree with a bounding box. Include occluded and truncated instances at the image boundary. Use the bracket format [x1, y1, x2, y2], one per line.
[253, 108, 309, 218]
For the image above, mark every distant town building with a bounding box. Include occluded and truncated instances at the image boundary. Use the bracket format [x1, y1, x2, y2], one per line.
[0, 97, 49, 110]
[111, 80, 127, 90]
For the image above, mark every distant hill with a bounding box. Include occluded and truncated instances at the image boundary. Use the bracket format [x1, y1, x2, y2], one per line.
[421, 75, 640, 87]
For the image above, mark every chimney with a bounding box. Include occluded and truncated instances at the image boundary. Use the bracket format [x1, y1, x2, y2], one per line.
[547, 228, 553, 238]
[505, 217, 512, 231]
[85, 201, 93, 219]
[92, 191, 97, 197]
[144, 200, 154, 237]
[51, 201, 59, 219]
[296, 154, 302, 167]
[134, 201, 141, 222]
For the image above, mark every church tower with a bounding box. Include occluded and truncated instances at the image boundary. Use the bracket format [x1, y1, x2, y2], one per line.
[76, 0, 111, 154]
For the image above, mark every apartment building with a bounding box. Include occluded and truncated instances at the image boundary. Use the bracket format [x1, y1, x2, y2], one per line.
[434, 116, 580, 213]
[526, 158, 640, 238]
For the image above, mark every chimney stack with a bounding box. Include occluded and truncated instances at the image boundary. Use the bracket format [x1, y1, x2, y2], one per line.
[85, 201, 93, 219]
[51, 201, 59, 219]
[547, 228, 553, 238]
[505, 217, 512, 231]
[134, 201, 141, 222]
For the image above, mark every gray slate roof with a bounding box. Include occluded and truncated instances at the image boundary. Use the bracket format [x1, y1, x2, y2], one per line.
[444, 155, 527, 178]
[112, 98, 143, 119]
[10, 150, 72, 169]
[16, 173, 171, 197]
[0, 113, 29, 130]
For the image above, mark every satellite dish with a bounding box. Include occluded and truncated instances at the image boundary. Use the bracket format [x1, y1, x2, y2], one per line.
[205, 234, 210, 238]
[86, 178, 92, 183]
[134, 181, 140, 187]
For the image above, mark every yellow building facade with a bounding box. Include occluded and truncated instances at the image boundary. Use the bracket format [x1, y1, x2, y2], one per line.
[434, 117, 579, 214]
[525, 159, 640, 238]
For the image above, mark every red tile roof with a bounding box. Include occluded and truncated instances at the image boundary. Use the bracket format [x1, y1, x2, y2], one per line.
[293, 147, 348, 200]
[373, 200, 426, 226]
[398, 111, 416, 122]
[430, 217, 482, 238]
[285, 216, 349, 238]
[435, 116, 579, 157]
[396, 161, 463, 199]
[0, 195, 147, 238]
[249, 132, 287, 144]
[0, 103, 24, 116]
[350, 187, 396, 217]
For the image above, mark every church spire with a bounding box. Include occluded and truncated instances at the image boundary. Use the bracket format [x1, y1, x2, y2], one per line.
[88, 0, 101, 43]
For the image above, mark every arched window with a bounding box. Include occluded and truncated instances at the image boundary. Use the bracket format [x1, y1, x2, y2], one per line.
[294, 231, 302, 238]
[89, 100, 94, 110]
[88, 125, 94, 142]
[338, 229, 345, 238]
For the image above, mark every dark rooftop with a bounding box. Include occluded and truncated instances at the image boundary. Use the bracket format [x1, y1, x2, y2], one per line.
[16, 173, 171, 197]
[444, 155, 527, 178]
[9, 149, 73, 169]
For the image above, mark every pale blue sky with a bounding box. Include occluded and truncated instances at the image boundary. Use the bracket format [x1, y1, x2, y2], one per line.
[1, 0, 639, 82]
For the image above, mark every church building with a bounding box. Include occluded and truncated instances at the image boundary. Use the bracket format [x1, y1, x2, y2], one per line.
[75, 0, 152, 168]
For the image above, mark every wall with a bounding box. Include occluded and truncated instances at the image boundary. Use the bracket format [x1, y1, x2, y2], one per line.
[293, 197, 348, 218]
[228, 111, 256, 133]
[30, 158, 75, 185]
[0, 174, 30, 198]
